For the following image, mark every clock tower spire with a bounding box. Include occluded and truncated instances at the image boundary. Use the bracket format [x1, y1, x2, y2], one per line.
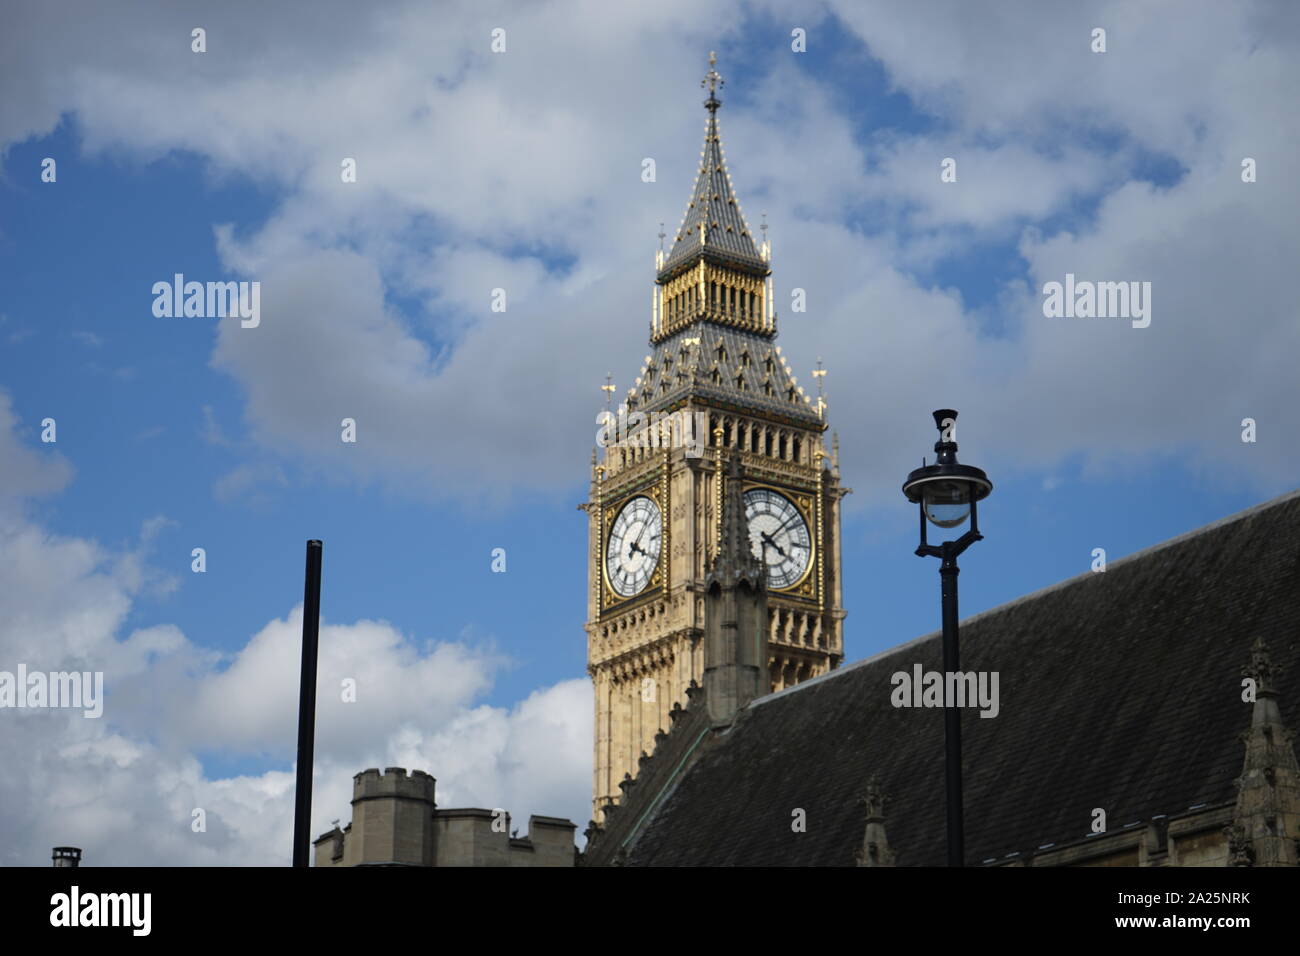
[585, 54, 848, 820]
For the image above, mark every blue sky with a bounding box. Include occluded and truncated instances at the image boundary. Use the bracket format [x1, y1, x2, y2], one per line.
[0, 0, 1296, 865]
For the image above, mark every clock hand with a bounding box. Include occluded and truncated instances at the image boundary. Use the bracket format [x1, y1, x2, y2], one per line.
[761, 531, 787, 559]
[775, 513, 803, 534]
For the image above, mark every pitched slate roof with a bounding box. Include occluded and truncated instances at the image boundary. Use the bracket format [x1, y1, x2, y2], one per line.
[659, 95, 766, 280]
[630, 326, 824, 427]
[583, 686, 716, 866]
[615, 489, 1300, 866]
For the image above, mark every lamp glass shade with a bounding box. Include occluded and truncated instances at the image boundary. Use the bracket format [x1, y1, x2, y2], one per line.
[922, 479, 971, 529]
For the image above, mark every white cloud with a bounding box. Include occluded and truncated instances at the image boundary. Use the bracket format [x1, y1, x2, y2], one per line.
[11, 1, 1292, 507]
[0, 392, 72, 503]
[69, 330, 104, 347]
[0, 400, 593, 866]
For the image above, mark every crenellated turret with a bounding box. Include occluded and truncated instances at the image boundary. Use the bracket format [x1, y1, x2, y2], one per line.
[345, 767, 437, 866]
[314, 766, 576, 867]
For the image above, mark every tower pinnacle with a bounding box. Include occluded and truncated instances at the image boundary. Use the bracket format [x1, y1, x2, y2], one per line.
[656, 50, 769, 337]
[702, 51, 724, 111]
[711, 453, 764, 585]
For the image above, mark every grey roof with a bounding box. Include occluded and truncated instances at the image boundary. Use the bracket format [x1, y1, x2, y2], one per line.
[631, 325, 824, 428]
[598, 488, 1300, 866]
[659, 105, 767, 279]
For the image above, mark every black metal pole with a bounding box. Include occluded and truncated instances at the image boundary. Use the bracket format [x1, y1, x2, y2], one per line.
[292, 539, 323, 867]
[940, 546, 964, 867]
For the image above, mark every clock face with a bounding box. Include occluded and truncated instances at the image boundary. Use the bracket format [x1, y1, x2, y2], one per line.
[744, 488, 812, 590]
[606, 496, 663, 598]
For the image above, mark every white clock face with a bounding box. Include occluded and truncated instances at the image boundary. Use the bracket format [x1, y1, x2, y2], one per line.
[606, 496, 663, 597]
[744, 488, 812, 590]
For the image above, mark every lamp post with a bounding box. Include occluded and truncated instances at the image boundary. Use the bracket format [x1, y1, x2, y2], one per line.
[902, 409, 992, 867]
[292, 539, 323, 868]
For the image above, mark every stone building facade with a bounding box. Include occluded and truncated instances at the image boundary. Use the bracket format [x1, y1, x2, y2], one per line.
[314, 768, 576, 867]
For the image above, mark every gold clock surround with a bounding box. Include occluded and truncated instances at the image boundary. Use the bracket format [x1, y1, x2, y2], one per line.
[742, 480, 817, 596]
[599, 471, 669, 613]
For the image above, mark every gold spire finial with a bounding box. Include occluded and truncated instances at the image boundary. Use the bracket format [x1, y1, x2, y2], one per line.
[812, 357, 828, 418]
[601, 372, 616, 409]
[702, 51, 723, 111]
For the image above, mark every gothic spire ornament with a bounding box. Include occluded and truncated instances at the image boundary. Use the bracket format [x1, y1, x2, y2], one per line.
[659, 53, 766, 284]
[702, 50, 723, 109]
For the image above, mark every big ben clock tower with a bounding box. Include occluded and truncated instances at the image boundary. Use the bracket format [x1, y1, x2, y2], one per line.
[583, 54, 848, 818]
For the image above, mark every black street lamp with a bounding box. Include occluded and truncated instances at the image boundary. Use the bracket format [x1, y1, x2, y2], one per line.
[902, 409, 992, 867]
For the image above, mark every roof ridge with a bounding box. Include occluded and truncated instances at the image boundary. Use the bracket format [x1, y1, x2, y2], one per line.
[750, 486, 1300, 710]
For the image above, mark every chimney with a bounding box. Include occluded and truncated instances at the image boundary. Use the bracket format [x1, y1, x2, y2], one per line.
[52, 847, 82, 868]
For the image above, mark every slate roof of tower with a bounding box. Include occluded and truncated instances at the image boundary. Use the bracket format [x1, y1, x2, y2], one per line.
[612, 489, 1300, 866]
[659, 101, 767, 279]
[632, 325, 824, 427]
